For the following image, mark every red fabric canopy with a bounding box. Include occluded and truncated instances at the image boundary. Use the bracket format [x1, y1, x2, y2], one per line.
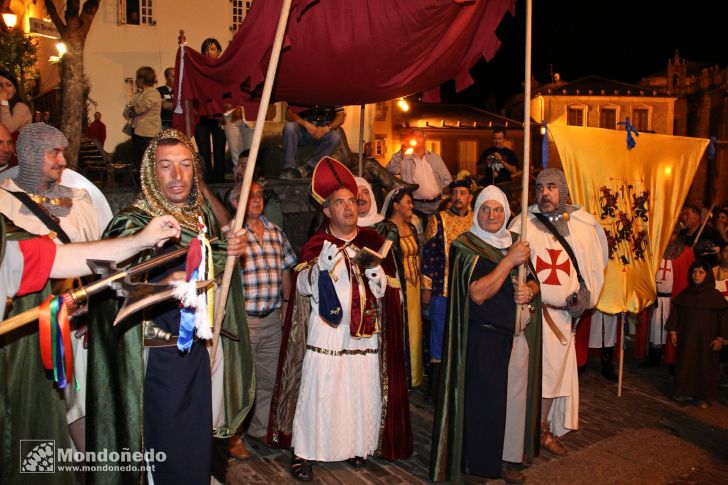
[173, 0, 514, 124]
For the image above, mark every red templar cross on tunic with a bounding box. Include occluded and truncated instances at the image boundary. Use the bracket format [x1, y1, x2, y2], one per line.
[658, 259, 671, 281]
[536, 248, 571, 286]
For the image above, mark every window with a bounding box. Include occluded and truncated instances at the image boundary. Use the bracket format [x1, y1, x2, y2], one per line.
[426, 138, 441, 156]
[374, 135, 386, 158]
[567, 107, 585, 126]
[599, 107, 617, 129]
[632, 108, 650, 132]
[118, 0, 155, 25]
[230, 0, 253, 34]
[457, 140, 478, 174]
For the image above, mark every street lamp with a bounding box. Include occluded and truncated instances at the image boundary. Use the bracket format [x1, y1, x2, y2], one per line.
[2, 6, 17, 29]
[397, 97, 409, 112]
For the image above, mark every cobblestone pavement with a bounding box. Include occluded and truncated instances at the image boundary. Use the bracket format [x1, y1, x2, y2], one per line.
[224, 350, 728, 484]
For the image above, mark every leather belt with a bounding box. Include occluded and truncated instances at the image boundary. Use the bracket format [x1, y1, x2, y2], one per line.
[473, 322, 513, 337]
[414, 196, 441, 203]
[246, 308, 276, 319]
[542, 307, 569, 345]
[657, 292, 672, 297]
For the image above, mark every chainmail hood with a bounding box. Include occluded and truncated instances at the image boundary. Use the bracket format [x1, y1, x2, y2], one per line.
[535, 168, 569, 215]
[14, 122, 73, 217]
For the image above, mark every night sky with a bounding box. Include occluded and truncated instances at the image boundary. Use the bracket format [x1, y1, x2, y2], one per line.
[441, 1, 728, 110]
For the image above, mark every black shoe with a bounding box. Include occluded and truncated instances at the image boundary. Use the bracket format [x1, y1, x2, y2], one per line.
[291, 454, 313, 482]
[600, 347, 618, 382]
[280, 168, 301, 180]
[346, 456, 367, 468]
[639, 347, 662, 368]
[577, 365, 587, 377]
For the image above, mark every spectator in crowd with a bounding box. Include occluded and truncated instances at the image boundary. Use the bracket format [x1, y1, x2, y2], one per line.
[279, 105, 346, 179]
[0, 123, 14, 175]
[714, 206, 728, 244]
[476, 126, 519, 185]
[0, 69, 32, 135]
[195, 38, 228, 183]
[678, 204, 721, 266]
[430, 185, 537, 483]
[381, 187, 423, 388]
[42, 111, 51, 124]
[666, 260, 728, 408]
[227, 180, 297, 459]
[87, 111, 107, 150]
[223, 103, 253, 172]
[386, 128, 452, 217]
[33, 110, 43, 122]
[124, 66, 162, 164]
[421, 177, 474, 401]
[157, 67, 175, 130]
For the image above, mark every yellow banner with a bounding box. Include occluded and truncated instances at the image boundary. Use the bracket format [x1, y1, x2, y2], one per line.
[548, 125, 708, 314]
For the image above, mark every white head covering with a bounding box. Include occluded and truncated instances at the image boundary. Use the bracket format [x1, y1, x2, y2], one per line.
[354, 176, 384, 227]
[469, 185, 513, 249]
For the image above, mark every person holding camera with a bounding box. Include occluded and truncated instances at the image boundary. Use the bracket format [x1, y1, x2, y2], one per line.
[477, 126, 519, 187]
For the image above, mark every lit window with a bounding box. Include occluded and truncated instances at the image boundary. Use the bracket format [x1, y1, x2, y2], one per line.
[118, 0, 155, 26]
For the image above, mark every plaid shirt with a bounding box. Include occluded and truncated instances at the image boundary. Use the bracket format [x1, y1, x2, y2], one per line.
[240, 216, 297, 313]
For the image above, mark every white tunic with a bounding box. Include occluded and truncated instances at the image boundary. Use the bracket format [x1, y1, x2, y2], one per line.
[589, 311, 618, 348]
[0, 178, 100, 425]
[649, 258, 674, 345]
[291, 245, 381, 461]
[510, 206, 607, 437]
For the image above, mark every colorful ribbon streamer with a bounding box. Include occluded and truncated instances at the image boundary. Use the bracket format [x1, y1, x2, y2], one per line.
[38, 295, 75, 389]
[617, 117, 639, 150]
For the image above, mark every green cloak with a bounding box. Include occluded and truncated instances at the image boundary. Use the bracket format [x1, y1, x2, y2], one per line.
[0, 221, 74, 485]
[86, 205, 254, 485]
[429, 231, 542, 482]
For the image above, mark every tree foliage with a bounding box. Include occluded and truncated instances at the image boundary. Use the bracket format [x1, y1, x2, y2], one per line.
[0, 29, 38, 99]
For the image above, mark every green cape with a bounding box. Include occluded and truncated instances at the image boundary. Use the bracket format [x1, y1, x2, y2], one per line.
[0, 221, 74, 485]
[429, 231, 542, 482]
[86, 205, 254, 485]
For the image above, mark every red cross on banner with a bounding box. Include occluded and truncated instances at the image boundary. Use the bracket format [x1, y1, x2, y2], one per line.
[536, 248, 571, 286]
[658, 259, 671, 281]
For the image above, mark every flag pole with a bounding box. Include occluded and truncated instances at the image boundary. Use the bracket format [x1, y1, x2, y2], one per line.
[358, 104, 365, 177]
[618, 312, 625, 397]
[210, 0, 294, 365]
[515, 0, 532, 336]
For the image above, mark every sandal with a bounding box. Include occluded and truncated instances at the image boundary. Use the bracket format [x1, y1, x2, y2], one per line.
[291, 454, 313, 482]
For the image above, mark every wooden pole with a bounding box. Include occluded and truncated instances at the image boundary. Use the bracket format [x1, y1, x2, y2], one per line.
[514, 0, 532, 337]
[209, 0, 294, 365]
[691, 201, 716, 247]
[358, 104, 365, 177]
[618, 312, 625, 397]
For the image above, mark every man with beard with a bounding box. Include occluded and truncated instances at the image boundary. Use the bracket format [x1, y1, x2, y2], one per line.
[421, 177, 475, 400]
[86, 129, 254, 485]
[509, 168, 607, 456]
[0, 122, 100, 460]
[267, 157, 412, 482]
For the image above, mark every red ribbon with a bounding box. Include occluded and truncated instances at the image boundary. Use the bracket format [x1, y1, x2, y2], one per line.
[38, 295, 74, 388]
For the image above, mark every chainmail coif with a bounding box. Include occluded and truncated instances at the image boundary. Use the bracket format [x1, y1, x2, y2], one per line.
[14, 122, 73, 217]
[131, 129, 205, 232]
